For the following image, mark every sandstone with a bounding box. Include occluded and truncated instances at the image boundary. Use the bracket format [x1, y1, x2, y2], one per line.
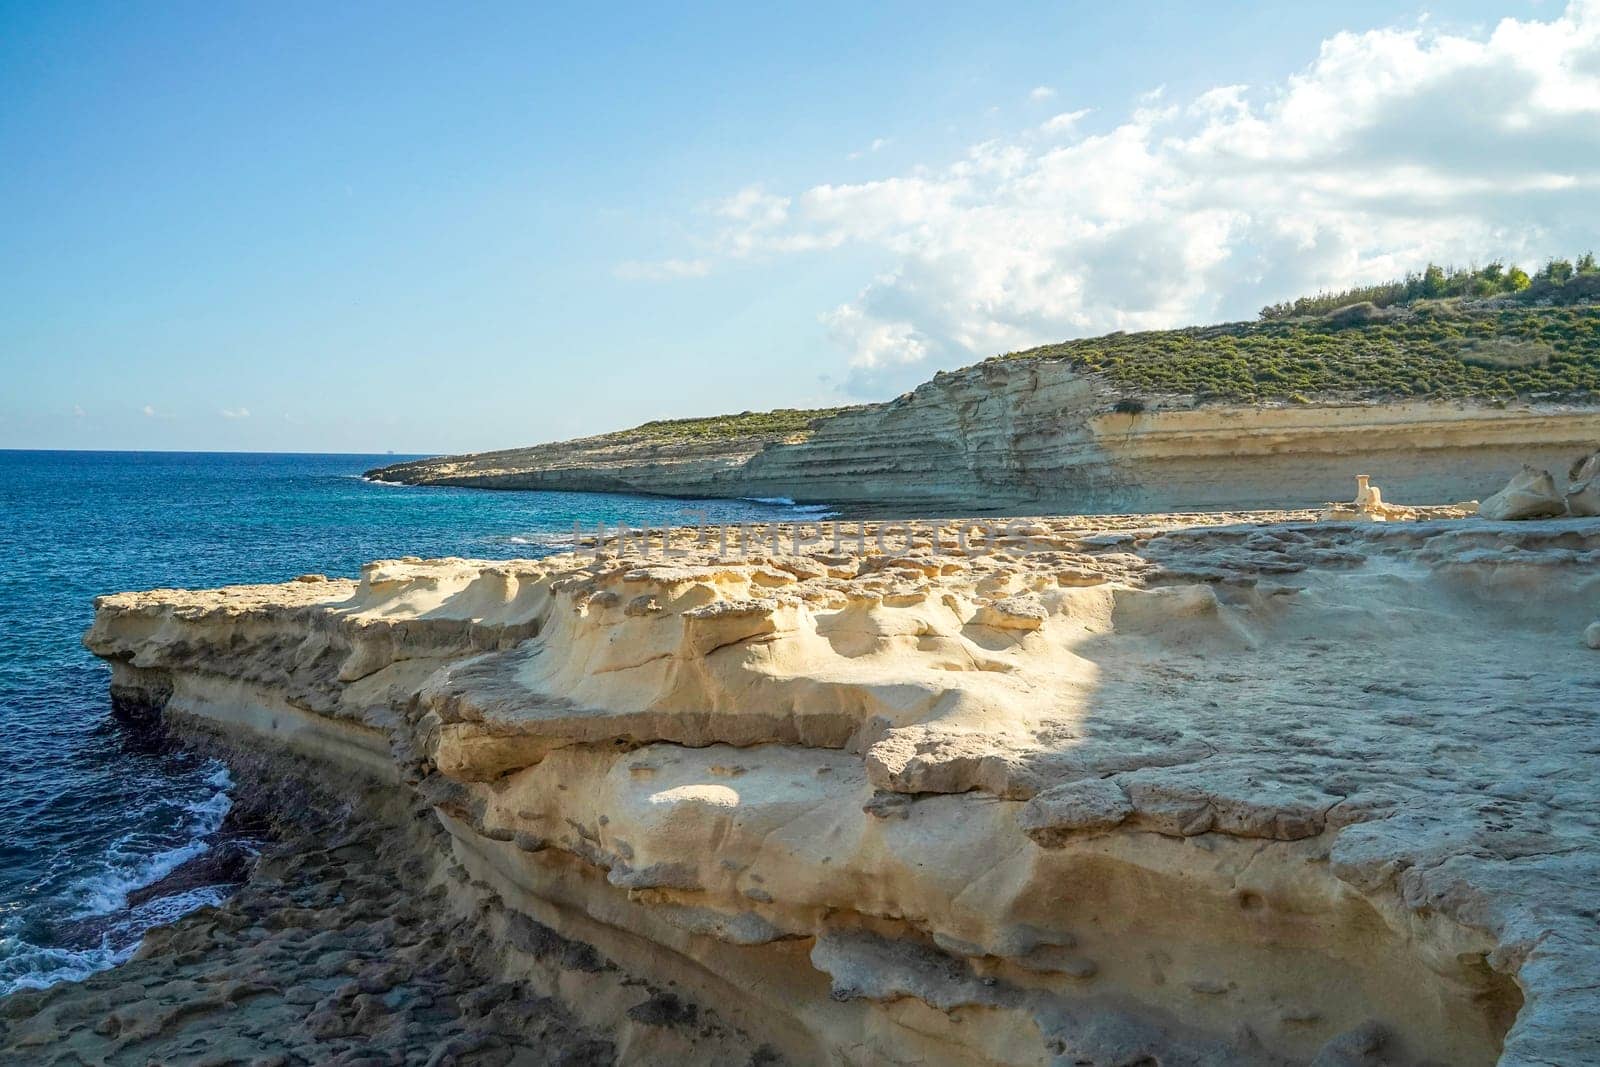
[1479, 465, 1568, 520]
[1566, 449, 1600, 516]
[1016, 777, 1133, 841]
[53, 509, 1600, 1065]
[367, 360, 1600, 514]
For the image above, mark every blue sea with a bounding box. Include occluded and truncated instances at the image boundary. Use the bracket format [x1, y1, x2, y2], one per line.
[0, 450, 827, 995]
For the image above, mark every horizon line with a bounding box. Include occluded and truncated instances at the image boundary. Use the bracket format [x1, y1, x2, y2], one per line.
[0, 447, 433, 458]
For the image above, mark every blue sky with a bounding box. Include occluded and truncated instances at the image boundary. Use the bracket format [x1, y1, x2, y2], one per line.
[3, 0, 1594, 453]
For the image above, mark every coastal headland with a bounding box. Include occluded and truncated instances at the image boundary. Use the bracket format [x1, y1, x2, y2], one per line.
[368, 302, 1600, 514]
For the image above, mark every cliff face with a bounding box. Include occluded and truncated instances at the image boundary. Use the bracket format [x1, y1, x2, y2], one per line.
[367, 425, 794, 497]
[370, 357, 1600, 512]
[77, 513, 1600, 1065]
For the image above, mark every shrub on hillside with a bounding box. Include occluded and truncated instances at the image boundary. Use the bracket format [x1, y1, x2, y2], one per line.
[1259, 254, 1597, 320]
[996, 305, 1600, 405]
[1326, 302, 1391, 328]
[1457, 339, 1553, 370]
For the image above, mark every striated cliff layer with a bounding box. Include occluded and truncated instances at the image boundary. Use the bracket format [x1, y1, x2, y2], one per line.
[64, 511, 1600, 1065]
[369, 358, 1600, 513]
[371, 422, 811, 499]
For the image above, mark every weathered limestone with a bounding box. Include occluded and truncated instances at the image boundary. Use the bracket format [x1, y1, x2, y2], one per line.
[1567, 450, 1600, 517]
[1479, 465, 1569, 520]
[80, 512, 1600, 1065]
[369, 355, 1600, 513]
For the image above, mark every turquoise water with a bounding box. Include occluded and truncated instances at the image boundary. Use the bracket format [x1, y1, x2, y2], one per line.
[0, 449, 824, 994]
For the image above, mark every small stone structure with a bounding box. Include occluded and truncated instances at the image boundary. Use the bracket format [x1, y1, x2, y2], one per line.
[1318, 475, 1477, 522]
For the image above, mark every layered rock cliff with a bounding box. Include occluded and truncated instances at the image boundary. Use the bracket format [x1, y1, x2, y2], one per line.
[370, 356, 1600, 513]
[67, 511, 1600, 1065]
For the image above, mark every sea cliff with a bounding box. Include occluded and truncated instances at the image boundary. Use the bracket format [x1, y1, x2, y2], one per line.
[369, 303, 1600, 511]
[18, 510, 1599, 1065]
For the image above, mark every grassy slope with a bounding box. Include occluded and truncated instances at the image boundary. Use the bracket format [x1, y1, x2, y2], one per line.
[551, 302, 1600, 453]
[600, 406, 864, 443]
[995, 303, 1600, 404]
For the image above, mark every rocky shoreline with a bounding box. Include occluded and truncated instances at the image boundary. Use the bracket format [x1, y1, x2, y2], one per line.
[7, 507, 1599, 1065]
[0, 741, 769, 1066]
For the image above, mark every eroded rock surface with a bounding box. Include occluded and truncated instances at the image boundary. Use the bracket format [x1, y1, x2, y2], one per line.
[1567, 450, 1600, 517]
[64, 511, 1600, 1065]
[1479, 465, 1570, 520]
[0, 753, 767, 1066]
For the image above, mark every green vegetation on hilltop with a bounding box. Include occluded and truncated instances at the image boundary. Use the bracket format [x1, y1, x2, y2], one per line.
[622, 406, 861, 442]
[1260, 254, 1599, 319]
[999, 304, 1600, 404]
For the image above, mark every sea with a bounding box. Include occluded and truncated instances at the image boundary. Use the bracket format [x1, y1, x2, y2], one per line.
[0, 449, 829, 996]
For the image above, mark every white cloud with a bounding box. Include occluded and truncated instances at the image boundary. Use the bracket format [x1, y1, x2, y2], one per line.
[142, 405, 156, 417]
[641, 1, 1600, 396]
[1040, 108, 1091, 133]
[220, 407, 250, 418]
[848, 137, 889, 160]
[1029, 85, 1057, 101]
[73, 405, 85, 417]
[613, 257, 712, 282]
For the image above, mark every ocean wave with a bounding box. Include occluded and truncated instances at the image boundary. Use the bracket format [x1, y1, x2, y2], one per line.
[0, 887, 233, 997]
[741, 497, 839, 518]
[68, 760, 233, 918]
[0, 757, 243, 997]
[0, 939, 120, 996]
[493, 531, 575, 547]
[123, 885, 230, 931]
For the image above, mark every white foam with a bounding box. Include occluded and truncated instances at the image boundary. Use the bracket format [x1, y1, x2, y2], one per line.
[0, 941, 119, 996]
[67, 760, 233, 917]
[740, 497, 839, 518]
[125, 886, 229, 929]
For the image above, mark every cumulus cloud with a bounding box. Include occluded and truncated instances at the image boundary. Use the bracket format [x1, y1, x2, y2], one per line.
[1029, 85, 1057, 101]
[142, 405, 156, 417]
[634, 1, 1600, 396]
[220, 407, 251, 419]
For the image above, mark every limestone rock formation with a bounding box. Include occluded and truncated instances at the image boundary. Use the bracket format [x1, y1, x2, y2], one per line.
[368, 356, 1600, 515]
[1479, 464, 1569, 520]
[1567, 450, 1600, 517]
[71, 511, 1600, 1065]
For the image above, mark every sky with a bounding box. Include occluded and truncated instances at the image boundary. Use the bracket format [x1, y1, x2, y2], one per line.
[2, 0, 1597, 454]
